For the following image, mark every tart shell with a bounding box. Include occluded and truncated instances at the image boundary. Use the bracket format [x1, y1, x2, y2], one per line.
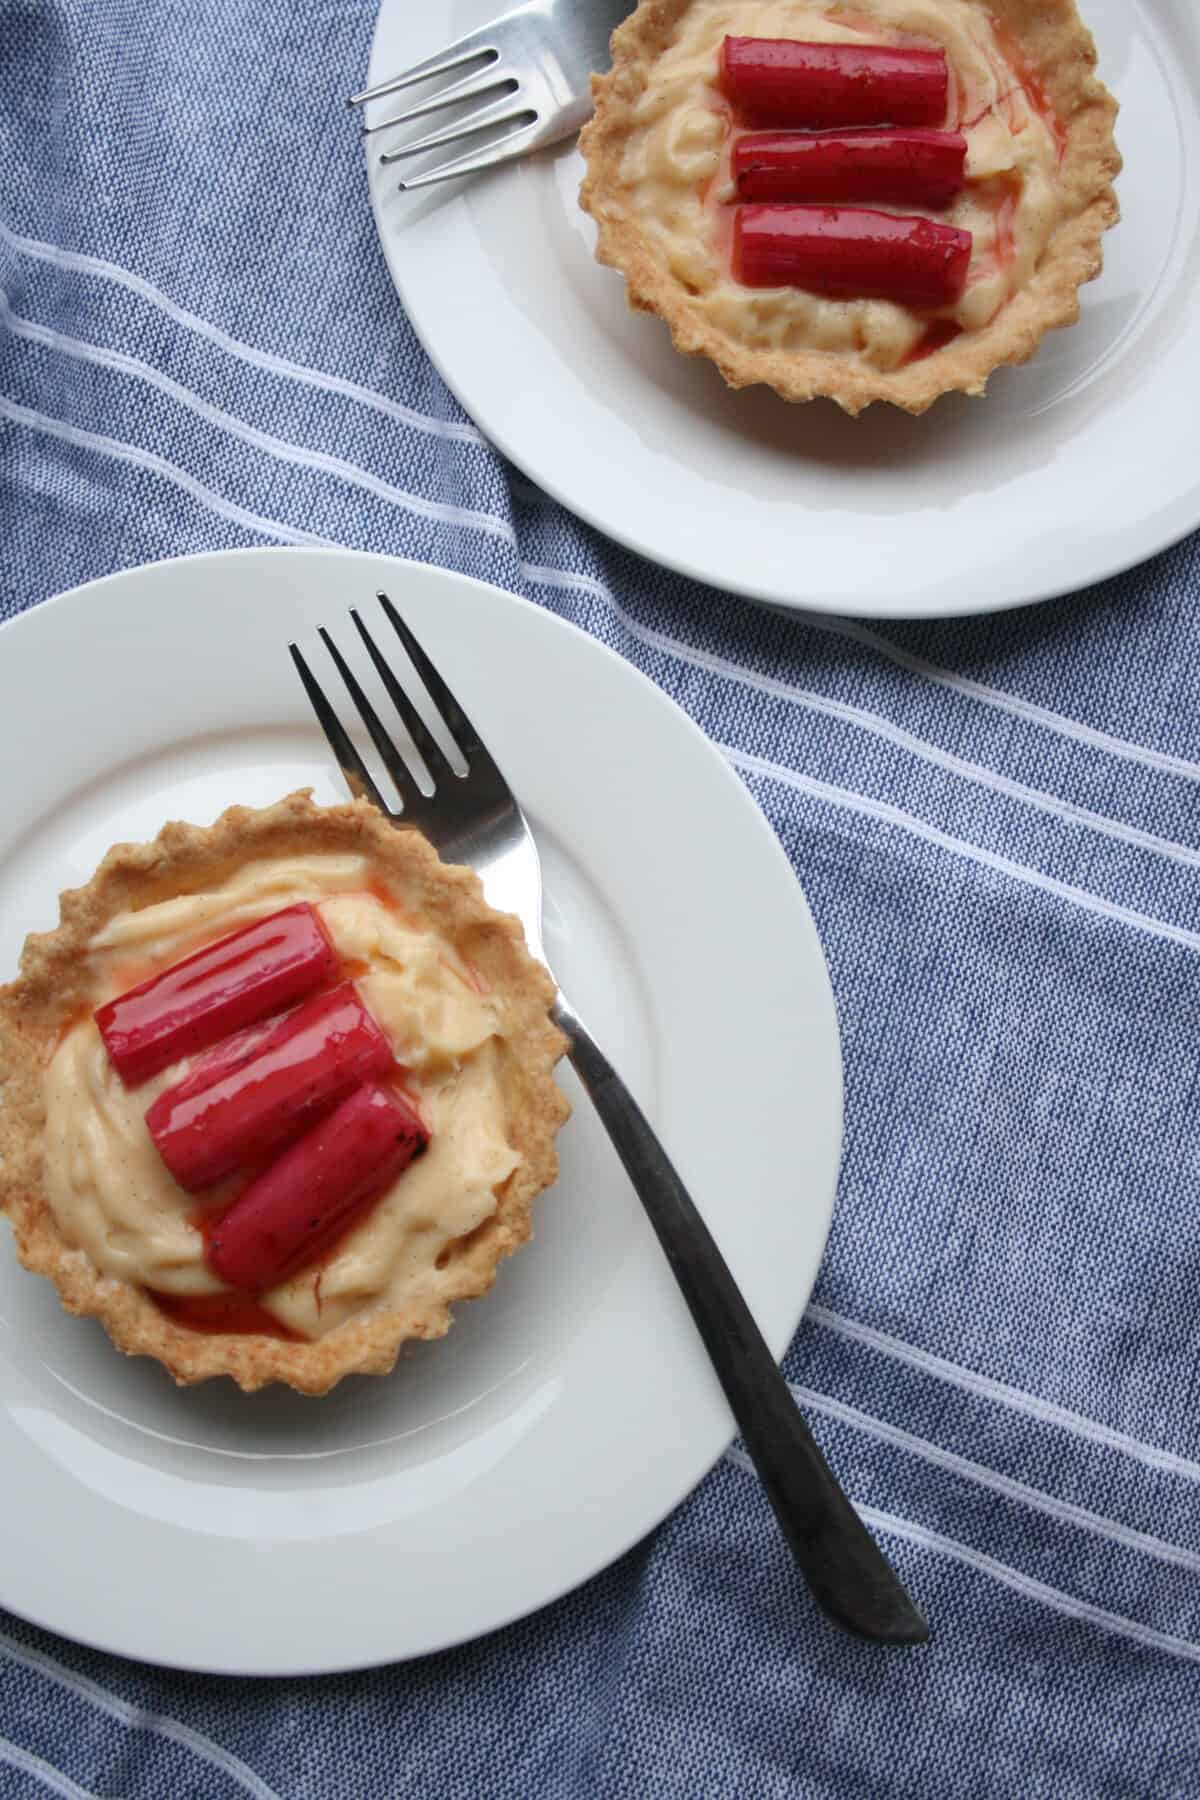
[579, 0, 1122, 414]
[0, 792, 570, 1395]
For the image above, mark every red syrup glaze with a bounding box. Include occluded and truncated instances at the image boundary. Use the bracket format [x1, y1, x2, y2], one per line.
[987, 20, 1067, 160]
[903, 318, 964, 364]
[150, 1290, 301, 1340]
[964, 176, 1021, 296]
[995, 182, 1019, 267]
[365, 876, 412, 919]
[954, 24, 1065, 164]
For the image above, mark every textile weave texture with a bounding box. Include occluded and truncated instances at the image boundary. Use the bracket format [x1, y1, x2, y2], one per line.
[2, 2, 1199, 1796]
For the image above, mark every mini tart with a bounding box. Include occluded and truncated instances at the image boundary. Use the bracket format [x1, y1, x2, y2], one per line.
[0, 793, 569, 1395]
[579, 0, 1121, 414]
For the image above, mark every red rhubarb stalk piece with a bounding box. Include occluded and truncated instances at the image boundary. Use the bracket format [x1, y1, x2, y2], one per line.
[145, 983, 393, 1193]
[95, 902, 337, 1087]
[206, 1082, 429, 1293]
[734, 205, 972, 308]
[148, 1011, 293, 1111]
[721, 38, 949, 128]
[733, 127, 967, 208]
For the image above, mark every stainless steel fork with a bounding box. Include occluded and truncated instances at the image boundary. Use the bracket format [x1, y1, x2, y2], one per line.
[350, 0, 628, 191]
[291, 592, 928, 1646]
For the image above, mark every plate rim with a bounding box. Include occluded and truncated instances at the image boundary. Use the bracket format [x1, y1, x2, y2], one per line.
[0, 546, 844, 1673]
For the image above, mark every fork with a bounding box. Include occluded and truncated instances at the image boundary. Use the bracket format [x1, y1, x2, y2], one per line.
[291, 593, 929, 1646]
[350, 0, 629, 191]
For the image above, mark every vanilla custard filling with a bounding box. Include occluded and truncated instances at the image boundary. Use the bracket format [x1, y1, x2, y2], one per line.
[41, 856, 521, 1340]
[619, 0, 1062, 368]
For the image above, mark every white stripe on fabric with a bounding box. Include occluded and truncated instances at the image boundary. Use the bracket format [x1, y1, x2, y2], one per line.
[9, 371, 1197, 941]
[724, 1450, 1200, 1666]
[802, 614, 1200, 785]
[0, 295, 511, 544]
[519, 562, 617, 605]
[860, 1503, 1200, 1666]
[806, 1305, 1200, 1483]
[623, 619, 1200, 872]
[524, 565, 1200, 871]
[7, 394, 1197, 963]
[0, 1738, 94, 1800]
[521, 562, 1200, 786]
[0, 219, 486, 448]
[5, 281, 1193, 845]
[788, 1383, 1200, 1575]
[4, 224, 1199, 787]
[0, 1631, 282, 1800]
[722, 745, 1200, 955]
[0, 395, 330, 548]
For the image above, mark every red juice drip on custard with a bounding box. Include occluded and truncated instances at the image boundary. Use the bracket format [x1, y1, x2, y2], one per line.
[150, 1290, 301, 1340]
[989, 19, 1066, 157]
[995, 183, 1019, 267]
[904, 318, 964, 364]
[366, 876, 403, 913]
[346, 879, 488, 995]
[956, 23, 1066, 161]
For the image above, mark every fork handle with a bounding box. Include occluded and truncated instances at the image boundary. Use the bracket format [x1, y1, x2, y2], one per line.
[554, 996, 928, 1646]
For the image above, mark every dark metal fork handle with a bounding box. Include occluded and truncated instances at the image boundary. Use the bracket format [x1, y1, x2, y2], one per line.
[555, 994, 928, 1645]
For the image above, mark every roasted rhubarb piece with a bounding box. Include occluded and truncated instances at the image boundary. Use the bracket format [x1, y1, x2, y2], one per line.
[720, 38, 949, 129]
[95, 902, 336, 1087]
[733, 128, 967, 208]
[146, 1010, 292, 1111]
[735, 205, 972, 308]
[146, 982, 394, 1192]
[206, 1082, 429, 1293]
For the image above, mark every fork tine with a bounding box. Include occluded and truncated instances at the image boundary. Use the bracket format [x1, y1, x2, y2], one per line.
[317, 628, 429, 819]
[290, 642, 387, 813]
[350, 609, 461, 786]
[391, 124, 540, 191]
[375, 593, 488, 763]
[378, 97, 534, 164]
[348, 29, 497, 108]
[363, 65, 510, 138]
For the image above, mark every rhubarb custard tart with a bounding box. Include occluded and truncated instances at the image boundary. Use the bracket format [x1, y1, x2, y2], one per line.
[0, 794, 569, 1394]
[579, 0, 1121, 413]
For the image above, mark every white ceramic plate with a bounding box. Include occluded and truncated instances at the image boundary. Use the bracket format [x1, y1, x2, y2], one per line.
[0, 549, 841, 1674]
[365, 0, 1200, 618]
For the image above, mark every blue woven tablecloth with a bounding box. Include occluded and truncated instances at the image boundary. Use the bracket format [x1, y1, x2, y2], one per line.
[3, 2, 1200, 1795]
